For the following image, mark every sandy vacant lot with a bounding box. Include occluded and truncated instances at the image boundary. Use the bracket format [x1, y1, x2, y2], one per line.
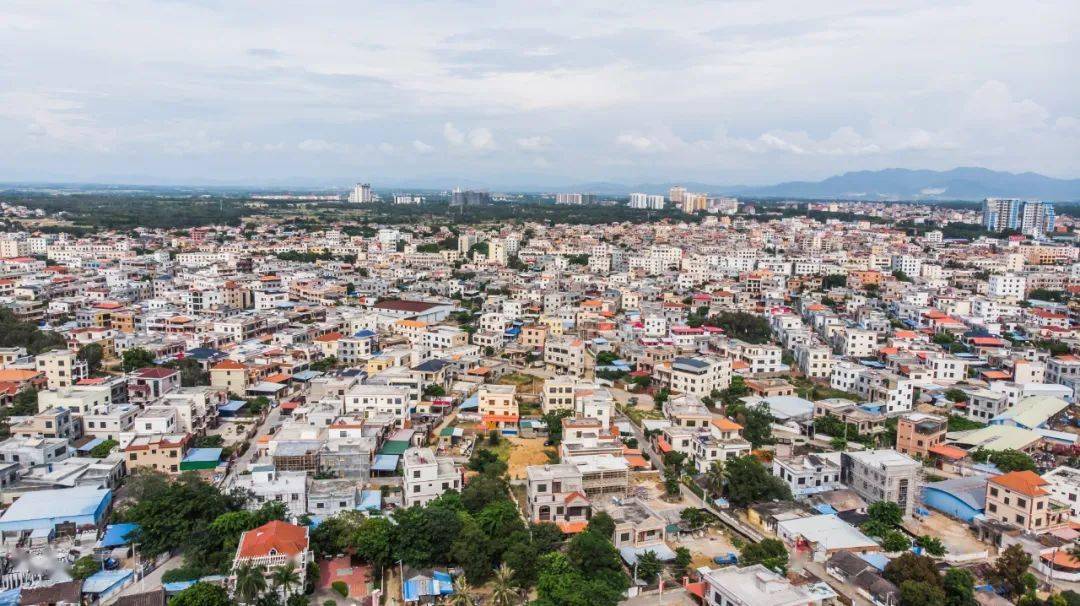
[505, 436, 556, 480]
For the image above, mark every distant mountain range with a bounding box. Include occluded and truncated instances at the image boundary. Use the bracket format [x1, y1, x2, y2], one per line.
[572, 167, 1080, 201]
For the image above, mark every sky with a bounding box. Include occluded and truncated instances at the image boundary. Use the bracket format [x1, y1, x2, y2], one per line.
[0, 1, 1078, 189]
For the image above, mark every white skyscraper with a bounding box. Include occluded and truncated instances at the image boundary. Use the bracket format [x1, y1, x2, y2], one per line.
[348, 183, 373, 204]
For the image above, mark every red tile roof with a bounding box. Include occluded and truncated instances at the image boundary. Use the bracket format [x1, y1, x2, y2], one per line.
[237, 521, 309, 559]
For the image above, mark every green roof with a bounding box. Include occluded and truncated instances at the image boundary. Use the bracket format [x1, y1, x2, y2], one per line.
[378, 440, 411, 456]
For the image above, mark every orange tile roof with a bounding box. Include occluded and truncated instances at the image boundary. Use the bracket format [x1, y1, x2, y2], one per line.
[711, 417, 743, 432]
[990, 470, 1049, 497]
[314, 332, 342, 342]
[212, 360, 246, 370]
[556, 521, 588, 534]
[237, 521, 309, 558]
[927, 444, 968, 460]
[0, 369, 42, 383]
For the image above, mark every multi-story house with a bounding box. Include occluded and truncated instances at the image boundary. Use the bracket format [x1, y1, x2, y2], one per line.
[343, 385, 410, 424]
[985, 471, 1069, 534]
[478, 384, 518, 434]
[772, 454, 843, 498]
[232, 521, 310, 598]
[402, 447, 461, 507]
[235, 465, 309, 517]
[895, 413, 947, 458]
[840, 449, 920, 515]
[123, 433, 191, 475]
[35, 350, 87, 390]
[526, 463, 592, 532]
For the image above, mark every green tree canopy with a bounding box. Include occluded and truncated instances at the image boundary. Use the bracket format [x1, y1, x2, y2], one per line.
[724, 456, 792, 507]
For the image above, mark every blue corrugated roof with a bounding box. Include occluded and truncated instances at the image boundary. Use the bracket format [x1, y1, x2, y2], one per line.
[372, 455, 399, 471]
[82, 569, 133, 594]
[183, 448, 222, 463]
[98, 523, 140, 548]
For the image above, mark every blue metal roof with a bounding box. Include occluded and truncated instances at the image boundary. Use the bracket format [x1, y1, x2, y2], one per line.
[0, 487, 111, 531]
[98, 523, 140, 548]
[183, 448, 222, 463]
[219, 400, 246, 412]
[82, 569, 133, 594]
[358, 490, 382, 512]
[372, 455, 399, 471]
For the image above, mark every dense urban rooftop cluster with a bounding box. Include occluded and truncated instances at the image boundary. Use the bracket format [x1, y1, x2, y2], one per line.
[0, 191, 1079, 606]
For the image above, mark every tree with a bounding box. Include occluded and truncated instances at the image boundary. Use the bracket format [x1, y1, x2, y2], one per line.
[705, 460, 725, 499]
[863, 501, 904, 537]
[10, 388, 38, 416]
[635, 550, 662, 582]
[89, 438, 118, 458]
[672, 547, 692, 580]
[0, 308, 67, 355]
[988, 544, 1032, 599]
[739, 538, 788, 573]
[724, 456, 792, 507]
[270, 562, 300, 597]
[917, 535, 947, 557]
[78, 343, 104, 375]
[234, 563, 268, 604]
[900, 581, 947, 606]
[122, 348, 156, 371]
[883, 553, 942, 589]
[542, 409, 574, 444]
[450, 516, 493, 583]
[489, 563, 521, 606]
[943, 568, 977, 606]
[881, 530, 911, 552]
[680, 507, 706, 529]
[566, 531, 624, 578]
[351, 517, 393, 570]
[822, 274, 847, 289]
[742, 403, 774, 448]
[586, 511, 615, 539]
[447, 578, 476, 606]
[423, 384, 446, 398]
[703, 312, 773, 344]
[116, 470, 245, 560]
[170, 583, 233, 606]
[70, 555, 101, 580]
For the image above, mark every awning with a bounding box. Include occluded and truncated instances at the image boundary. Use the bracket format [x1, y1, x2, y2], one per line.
[97, 523, 140, 548]
[372, 455, 399, 471]
[619, 544, 677, 565]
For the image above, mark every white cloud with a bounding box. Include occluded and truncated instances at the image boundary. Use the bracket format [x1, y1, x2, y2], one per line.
[615, 133, 670, 153]
[963, 80, 1050, 130]
[442, 122, 465, 146]
[297, 139, 350, 153]
[444, 123, 496, 151]
[516, 135, 552, 151]
[467, 127, 496, 151]
[412, 139, 434, 153]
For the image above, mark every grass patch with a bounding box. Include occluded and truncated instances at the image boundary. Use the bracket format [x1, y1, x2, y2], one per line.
[498, 373, 540, 385]
[947, 414, 986, 432]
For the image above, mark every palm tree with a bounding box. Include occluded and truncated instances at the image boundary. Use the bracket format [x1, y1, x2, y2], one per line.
[489, 563, 520, 606]
[234, 563, 267, 605]
[270, 561, 300, 597]
[447, 578, 475, 606]
[706, 460, 725, 500]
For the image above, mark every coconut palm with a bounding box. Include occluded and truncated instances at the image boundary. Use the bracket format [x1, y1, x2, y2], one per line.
[447, 577, 475, 606]
[489, 563, 520, 606]
[706, 460, 725, 499]
[234, 563, 267, 605]
[270, 561, 300, 597]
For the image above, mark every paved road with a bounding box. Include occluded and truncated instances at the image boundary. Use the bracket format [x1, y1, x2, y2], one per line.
[223, 406, 283, 488]
[110, 555, 182, 601]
